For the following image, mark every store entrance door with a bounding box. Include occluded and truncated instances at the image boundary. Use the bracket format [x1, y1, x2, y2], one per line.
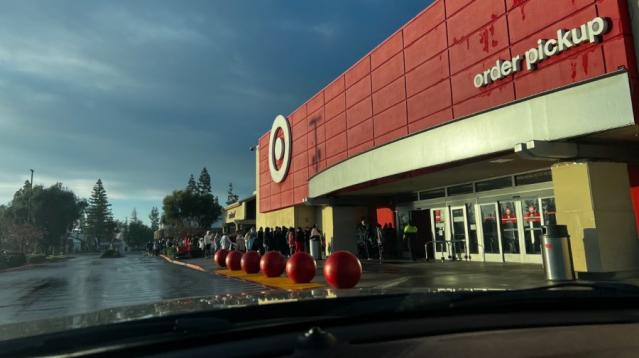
[479, 203, 503, 262]
[498, 200, 522, 263]
[497, 198, 550, 264]
[430, 208, 449, 260]
[450, 206, 468, 260]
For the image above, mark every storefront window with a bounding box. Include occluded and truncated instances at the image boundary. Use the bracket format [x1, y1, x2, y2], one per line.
[499, 201, 520, 254]
[541, 197, 557, 226]
[475, 176, 513, 192]
[419, 188, 445, 200]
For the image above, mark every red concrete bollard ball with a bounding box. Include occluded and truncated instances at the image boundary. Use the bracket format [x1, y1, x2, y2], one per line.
[286, 252, 317, 283]
[213, 249, 229, 267]
[225, 250, 243, 271]
[260, 251, 286, 277]
[241, 251, 261, 274]
[323, 251, 362, 289]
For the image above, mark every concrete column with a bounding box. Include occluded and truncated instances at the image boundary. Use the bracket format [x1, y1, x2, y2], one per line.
[551, 161, 639, 275]
[320, 206, 368, 255]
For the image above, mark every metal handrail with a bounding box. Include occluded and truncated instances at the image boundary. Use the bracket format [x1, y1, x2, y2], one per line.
[425, 240, 484, 262]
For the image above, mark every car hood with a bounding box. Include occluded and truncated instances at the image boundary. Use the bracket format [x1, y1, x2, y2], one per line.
[0, 286, 495, 341]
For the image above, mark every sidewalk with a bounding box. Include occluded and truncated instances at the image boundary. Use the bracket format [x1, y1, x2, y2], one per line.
[168, 255, 554, 291]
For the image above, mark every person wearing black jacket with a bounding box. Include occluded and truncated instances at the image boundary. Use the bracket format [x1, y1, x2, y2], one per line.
[295, 227, 305, 253]
[264, 227, 273, 252]
[254, 227, 265, 255]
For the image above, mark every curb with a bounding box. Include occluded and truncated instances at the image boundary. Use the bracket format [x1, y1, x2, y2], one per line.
[159, 255, 324, 291]
[159, 255, 274, 290]
[0, 264, 36, 273]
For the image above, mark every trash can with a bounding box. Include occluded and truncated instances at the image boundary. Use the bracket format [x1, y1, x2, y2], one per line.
[541, 224, 575, 281]
[310, 238, 322, 260]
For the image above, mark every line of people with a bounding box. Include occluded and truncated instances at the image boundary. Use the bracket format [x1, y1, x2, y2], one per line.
[199, 225, 325, 258]
[355, 218, 398, 261]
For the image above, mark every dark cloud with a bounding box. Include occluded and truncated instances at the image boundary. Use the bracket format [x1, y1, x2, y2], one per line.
[0, 0, 430, 221]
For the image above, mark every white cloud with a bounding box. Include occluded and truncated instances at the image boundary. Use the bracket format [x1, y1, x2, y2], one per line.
[311, 22, 338, 38]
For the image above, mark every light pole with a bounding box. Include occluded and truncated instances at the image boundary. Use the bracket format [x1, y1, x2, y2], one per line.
[27, 169, 34, 224]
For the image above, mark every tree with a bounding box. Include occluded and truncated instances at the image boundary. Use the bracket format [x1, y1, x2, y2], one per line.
[162, 190, 222, 233]
[130, 208, 138, 223]
[6, 224, 43, 254]
[125, 220, 153, 248]
[186, 174, 197, 193]
[149, 207, 160, 231]
[1, 182, 82, 254]
[30, 183, 83, 254]
[226, 183, 239, 205]
[85, 179, 115, 249]
[197, 167, 211, 195]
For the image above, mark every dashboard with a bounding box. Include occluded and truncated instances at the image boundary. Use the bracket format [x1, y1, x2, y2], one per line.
[153, 310, 639, 357]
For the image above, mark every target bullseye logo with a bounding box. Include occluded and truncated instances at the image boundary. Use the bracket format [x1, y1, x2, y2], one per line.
[268, 114, 291, 183]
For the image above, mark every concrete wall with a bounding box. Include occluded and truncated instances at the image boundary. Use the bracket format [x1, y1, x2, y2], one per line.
[552, 161, 639, 273]
[256, 206, 296, 229]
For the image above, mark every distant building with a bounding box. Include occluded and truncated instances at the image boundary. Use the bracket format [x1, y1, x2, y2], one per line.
[224, 194, 256, 234]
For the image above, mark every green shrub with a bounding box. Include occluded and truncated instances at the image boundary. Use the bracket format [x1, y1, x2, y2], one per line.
[5, 253, 26, 267]
[100, 249, 122, 258]
[27, 254, 47, 264]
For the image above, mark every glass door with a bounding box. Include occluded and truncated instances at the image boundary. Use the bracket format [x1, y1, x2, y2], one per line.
[522, 198, 543, 264]
[499, 201, 522, 262]
[541, 197, 557, 226]
[479, 203, 502, 262]
[466, 203, 480, 260]
[430, 208, 449, 260]
[450, 206, 468, 260]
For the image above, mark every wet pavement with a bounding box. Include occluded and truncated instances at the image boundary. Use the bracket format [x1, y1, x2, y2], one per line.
[0, 253, 268, 325]
[187, 255, 549, 290]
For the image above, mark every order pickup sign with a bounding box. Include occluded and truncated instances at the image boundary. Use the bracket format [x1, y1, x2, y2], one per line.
[473, 17, 610, 88]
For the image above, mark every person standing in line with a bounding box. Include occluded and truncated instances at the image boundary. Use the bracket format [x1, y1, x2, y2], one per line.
[256, 227, 264, 252]
[356, 218, 370, 260]
[254, 228, 265, 254]
[277, 227, 288, 256]
[287, 227, 296, 256]
[273, 227, 280, 252]
[403, 221, 418, 261]
[213, 232, 221, 252]
[235, 230, 246, 252]
[264, 227, 272, 251]
[375, 223, 384, 263]
[245, 227, 256, 251]
[220, 231, 232, 251]
[279, 226, 287, 254]
[295, 227, 305, 253]
[198, 236, 204, 251]
[203, 230, 212, 258]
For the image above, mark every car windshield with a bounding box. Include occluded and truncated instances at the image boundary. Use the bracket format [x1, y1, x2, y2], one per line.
[1, 0, 639, 344]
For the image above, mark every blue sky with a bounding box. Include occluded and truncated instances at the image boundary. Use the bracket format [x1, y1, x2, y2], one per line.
[0, 0, 430, 224]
